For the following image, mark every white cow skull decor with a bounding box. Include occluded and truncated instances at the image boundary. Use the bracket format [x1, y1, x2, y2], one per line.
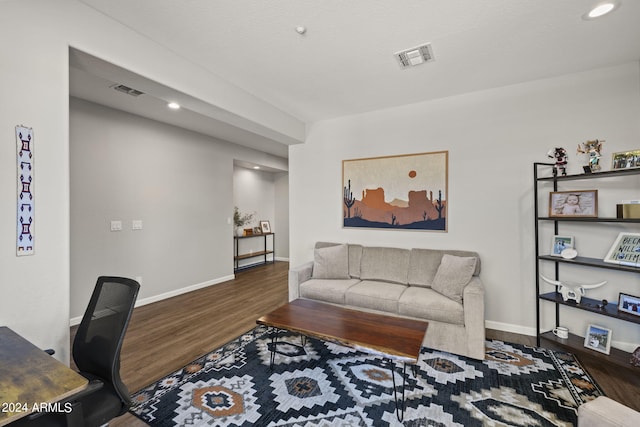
[539, 275, 607, 303]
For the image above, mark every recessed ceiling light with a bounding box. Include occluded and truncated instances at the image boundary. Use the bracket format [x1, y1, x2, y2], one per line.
[295, 26, 306, 35]
[583, 1, 620, 20]
[253, 166, 260, 170]
[167, 102, 180, 110]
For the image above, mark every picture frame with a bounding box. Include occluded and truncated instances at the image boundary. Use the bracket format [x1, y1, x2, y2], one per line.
[342, 151, 448, 231]
[618, 292, 640, 317]
[260, 220, 271, 234]
[603, 232, 640, 266]
[549, 190, 598, 217]
[583, 324, 612, 355]
[253, 226, 262, 235]
[550, 235, 574, 257]
[611, 149, 640, 170]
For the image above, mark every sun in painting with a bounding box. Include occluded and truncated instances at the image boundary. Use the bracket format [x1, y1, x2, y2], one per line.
[408, 170, 417, 178]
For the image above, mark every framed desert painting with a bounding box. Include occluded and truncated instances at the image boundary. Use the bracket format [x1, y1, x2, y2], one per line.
[342, 151, 448, 231]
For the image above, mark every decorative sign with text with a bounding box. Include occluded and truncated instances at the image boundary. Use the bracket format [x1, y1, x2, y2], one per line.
[604, 232, 640, 267]
[16, 125, 34, 256]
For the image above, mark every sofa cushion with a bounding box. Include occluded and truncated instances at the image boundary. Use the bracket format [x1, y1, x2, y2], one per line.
[300, 278, 361, 305]
[345, 280, 407, 313]
[398, 287, 464, 325]
[360, 247, 410, 284]
[407, 249, 442, 287]
[312, 244, 350, 279]
[348, 244, 363, 278]
[408, 249, 481, 287]
[431, 254, 478, 303]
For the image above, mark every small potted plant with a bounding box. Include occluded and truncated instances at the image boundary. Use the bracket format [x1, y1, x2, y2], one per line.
[234, 207, 255, 236]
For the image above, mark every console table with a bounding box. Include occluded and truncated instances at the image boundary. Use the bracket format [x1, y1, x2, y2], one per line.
[234, 232, 274, 272]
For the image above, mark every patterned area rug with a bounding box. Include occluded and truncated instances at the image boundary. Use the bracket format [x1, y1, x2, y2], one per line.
[130, 326, 603, 426]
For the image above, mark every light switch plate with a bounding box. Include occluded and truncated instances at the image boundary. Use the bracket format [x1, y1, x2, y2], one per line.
[132, 220, 143, 230]
[110, 220, 122, 231]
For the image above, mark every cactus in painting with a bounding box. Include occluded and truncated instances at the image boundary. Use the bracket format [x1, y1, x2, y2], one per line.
[344, 179, 355, 218]
[435, 190, 444, 219]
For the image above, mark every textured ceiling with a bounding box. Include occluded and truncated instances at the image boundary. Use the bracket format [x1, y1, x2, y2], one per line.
[73, 0, 640, 155]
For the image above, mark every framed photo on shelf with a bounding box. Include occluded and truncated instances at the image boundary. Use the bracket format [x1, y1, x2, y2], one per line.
[611, 149, 640, 170]
[550, 235, 574, 257]
[603, 232, 640, 266]
[260, 220, 271, 234]
[583, 324, 612, 355]
[549, 190, 598, 217]
[618, 292, 640, 317]
[253, 227, 262, 235]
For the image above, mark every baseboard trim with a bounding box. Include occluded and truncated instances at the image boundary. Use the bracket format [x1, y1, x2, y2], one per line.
[70, 274, 235, 326]
[485, 320, 536, 337]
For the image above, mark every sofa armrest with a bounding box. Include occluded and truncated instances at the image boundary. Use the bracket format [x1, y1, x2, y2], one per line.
[579, 396, 640, 427]
[462, 277, 485, 359]
[288, 261, 314, 301]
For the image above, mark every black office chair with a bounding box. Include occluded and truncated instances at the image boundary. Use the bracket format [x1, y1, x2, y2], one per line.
[14, 276, 140, 427]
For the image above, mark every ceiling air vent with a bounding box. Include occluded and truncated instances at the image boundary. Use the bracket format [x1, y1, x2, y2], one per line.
[111, 84, 145, 97]
[395, 43, 434, 69]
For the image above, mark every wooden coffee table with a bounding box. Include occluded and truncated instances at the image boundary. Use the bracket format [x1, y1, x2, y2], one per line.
[256, 299, 428, 421]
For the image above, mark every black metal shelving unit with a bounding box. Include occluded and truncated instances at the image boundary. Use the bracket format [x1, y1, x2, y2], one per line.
[533, 163, 640, 372]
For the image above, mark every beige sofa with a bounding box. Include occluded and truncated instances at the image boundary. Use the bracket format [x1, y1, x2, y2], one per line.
[288, 242, 485, 360]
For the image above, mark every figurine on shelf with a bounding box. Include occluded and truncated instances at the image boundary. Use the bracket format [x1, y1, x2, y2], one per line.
[547, 147, 568, 176]
[577, 139, 604, 173]
[539, 274, 607, 304]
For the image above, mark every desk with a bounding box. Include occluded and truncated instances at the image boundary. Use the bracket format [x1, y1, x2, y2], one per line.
[0, 326, 88, 426]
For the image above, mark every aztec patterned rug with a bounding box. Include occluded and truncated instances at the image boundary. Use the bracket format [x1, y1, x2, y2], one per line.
[130, 325, 603, 426]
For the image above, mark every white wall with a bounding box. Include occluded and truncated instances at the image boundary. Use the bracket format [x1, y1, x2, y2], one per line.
[274, 172, 290, 260]
[232, 167, 289, 268]
[234, 167, 276, 268]
[70, 98, 287, 319]
[290, 62, 640, 351]
[0, 0, 301, 362]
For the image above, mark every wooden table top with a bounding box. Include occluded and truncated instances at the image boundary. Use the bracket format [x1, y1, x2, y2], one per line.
[256, 299, 428, 363]
[0, 326, 88, 426]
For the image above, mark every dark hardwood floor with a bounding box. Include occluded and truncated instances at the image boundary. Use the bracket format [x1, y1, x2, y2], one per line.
[72, 261, 636, 425]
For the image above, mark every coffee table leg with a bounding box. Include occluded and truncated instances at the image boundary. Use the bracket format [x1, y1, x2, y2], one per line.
[389, 359, 408, 422]
[269, 329, 280, 369]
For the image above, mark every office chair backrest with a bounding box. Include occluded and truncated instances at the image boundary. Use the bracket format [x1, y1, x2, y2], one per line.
[72, 276, 140, 404]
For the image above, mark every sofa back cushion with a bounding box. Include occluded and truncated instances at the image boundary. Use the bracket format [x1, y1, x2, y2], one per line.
[312, 244, 350, 279]
[431, 254, 478, 303]
[348, 244, 363, 278]
[314, 242, 362, 278]
[360, 246, 410, 284]
[408, 248, 481, 288]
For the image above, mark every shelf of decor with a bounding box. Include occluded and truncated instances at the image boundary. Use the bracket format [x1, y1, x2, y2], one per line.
[537, 255, 640, 273]
[234, 232, 275, 272]
[537, 217, 640, 223]
[533, 162, 640, 370]
[538, 293, 640, 325]
[539, 331, 640, 372]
